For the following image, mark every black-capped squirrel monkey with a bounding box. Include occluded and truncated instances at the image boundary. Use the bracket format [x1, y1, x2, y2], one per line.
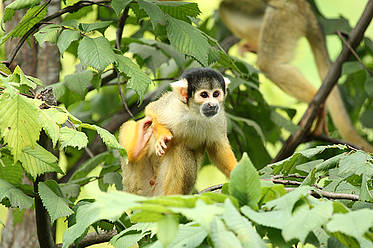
[119, 68, 237, 196]
[219, 0, 373, 152]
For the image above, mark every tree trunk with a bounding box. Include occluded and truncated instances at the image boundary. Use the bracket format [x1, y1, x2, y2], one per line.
[0, 1, 61, 247]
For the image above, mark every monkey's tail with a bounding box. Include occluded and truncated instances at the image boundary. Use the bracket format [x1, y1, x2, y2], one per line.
[305, 8, 373, 153]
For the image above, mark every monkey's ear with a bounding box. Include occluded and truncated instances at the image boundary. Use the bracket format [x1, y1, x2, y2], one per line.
[171, 78, 188, 103]
[223, 76, 231, 91]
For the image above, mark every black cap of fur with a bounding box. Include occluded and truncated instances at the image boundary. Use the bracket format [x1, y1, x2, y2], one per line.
[181, 68, 226, 102]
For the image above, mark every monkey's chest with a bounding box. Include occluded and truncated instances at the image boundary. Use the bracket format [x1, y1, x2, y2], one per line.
[172, 120, 218, 149]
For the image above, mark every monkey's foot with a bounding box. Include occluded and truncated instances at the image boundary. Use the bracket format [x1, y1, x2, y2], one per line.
[155, 135, 172, 156]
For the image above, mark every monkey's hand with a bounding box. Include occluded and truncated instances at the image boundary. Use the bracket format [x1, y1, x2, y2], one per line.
[155, 134, 172, 156]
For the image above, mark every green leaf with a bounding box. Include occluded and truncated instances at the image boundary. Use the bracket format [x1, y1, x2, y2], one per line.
[361, 107, 373, 129]
[0, 179, 33, 209]
[39, 108, 68, 147]
[34, 24, 61, 45]
[341, 61, 364, 75]
[64, 70, 93, 97]
[19, 144, 63, 179]
[229, 153, 261, 208]
[1, 4, 47, 45]
[57, 29, 81, 55]
[264, 186, 310, 213]
[59, 183, 81, 200]
[78, 36, 116, 71]
[59, 127, 88, 150]
[94, 125, 125, 151]
[359, 174, 373, 201]
[38, 181, 74, 223]
[327, 209, 373, 244]
[103, 172, 123, 191]
[70, 152, 110, 181]
[0, 94, 43, 161]
[158, 2, 201, 22]
[241, 206, 290, 230]
[3, 0, 41, 23]
[170, 199, 224, 230]
[210, 217, 243, 248]
[282, 200, 333, 243]
[62, 192, 144, 248]
[111, 0, 131, 16]
[157, 215, 179, 247]
[138, 0, 166, 29]
[0, 154, 23, 185]
[111, 223, 151, 248]
[166, 16, 209, 66]
[115, 55, 151, 99]
[270, 111, 300, 135]
[166, 225, 207, 248]
[223, 200, 267, 248]
[338, 150, 373, 177]
[79, 21, 113, 34]
[13, 65, 37, 88]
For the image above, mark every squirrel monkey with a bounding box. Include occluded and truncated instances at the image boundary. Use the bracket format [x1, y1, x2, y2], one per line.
[119, 68, 237, 196]
[219, 0, 373, 152]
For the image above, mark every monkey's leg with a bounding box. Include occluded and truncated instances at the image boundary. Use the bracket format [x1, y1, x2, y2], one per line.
[207, 139, 237, 177]
[156, 145, 197, 195]
[119, 117, 153, 162]
[145, 109, 173, 156]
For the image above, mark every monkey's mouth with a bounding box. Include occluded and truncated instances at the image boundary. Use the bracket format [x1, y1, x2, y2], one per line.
[202, 109, 219, 117]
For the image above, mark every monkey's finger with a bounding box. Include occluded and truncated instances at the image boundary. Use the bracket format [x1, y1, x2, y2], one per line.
[160, 139, 167, 149]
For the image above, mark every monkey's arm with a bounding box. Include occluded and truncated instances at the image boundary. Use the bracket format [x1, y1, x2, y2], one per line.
[145, 107, 173, 156]
[119, 117, 153, 162]
[207, 138, 237, 177]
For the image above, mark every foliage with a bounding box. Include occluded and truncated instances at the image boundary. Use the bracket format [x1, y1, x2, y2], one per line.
[0, 0, 373, 248]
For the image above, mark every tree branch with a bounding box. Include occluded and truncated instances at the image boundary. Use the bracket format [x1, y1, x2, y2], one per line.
[274, 0, 373, 162]
[55, 230, 117, 248]
[34, 176, 55, 248]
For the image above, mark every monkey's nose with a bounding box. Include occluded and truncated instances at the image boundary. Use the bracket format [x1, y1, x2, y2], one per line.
[207, 102, 218, 110]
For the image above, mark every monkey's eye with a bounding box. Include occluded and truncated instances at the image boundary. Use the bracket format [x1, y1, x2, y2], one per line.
[213, 91, 220, 97]
[200, 92, 209, 98]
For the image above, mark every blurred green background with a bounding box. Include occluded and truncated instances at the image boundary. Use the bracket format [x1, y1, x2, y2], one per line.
[0, 0, 372, 246]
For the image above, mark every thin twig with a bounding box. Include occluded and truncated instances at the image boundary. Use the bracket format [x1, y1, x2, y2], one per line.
[285, 188, 359, 201]
[115, 7, 135, 119]
[84, 147, 94, 158]
[272, 174, 306, 179]
[337, 31, 373, 76]
[55, 230, 117, 248]
[198, 184, 223, 194]
[271, 178, 323, 190]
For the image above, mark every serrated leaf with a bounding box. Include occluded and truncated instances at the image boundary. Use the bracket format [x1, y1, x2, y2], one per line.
[0, 179, 33, 209]
[241, 206, 289, 230]
[62, 192, 144, 248]
[13, 66, 37, 88]
[34, 24, 61, 45]
[338, 150, 373, 177]
[166, 16, 209, 66]
[166, 225, 207, 248]
[282, 200, 333, 243]
[264, 186, 310, 213]
[210, 217, 242, 248]
[78, 36, 116, 71]
[70, 152, 110, 181]
[223, 200, 267, 248]
[1, 4, 47, 45]
[327, 209, 373, 244]
[157, 214, 178, 247]
[0, 153, 23, 185]
[79, 21, 112, 33]
[38, 181, 73, 223]
[115, 55, 151, 99]
[19, 144, 63, 179]
[158, 2, 200, 22]
[59, 127, 88, 150]
[111, 223, 152, 248]
[64, 70, 93, 97]
[59, 183, 80, 200]
[111, 0, 131, 16]
[0, 94, 43, 161]
[138, 0, 166, 29]
[3, 0, 41, 23]
[170, 199, 223, 231]
[229, 153, 261, 208]
[103, 172, 123, 190]
[57, 29, 81, 55]
[39, 108, 68, 147]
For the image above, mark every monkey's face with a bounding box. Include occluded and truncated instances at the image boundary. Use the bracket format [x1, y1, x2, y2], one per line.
[191, 88, 225, 118]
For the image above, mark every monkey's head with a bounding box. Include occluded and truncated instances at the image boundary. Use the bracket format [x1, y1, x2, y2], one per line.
[171, 68, 230, 118]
